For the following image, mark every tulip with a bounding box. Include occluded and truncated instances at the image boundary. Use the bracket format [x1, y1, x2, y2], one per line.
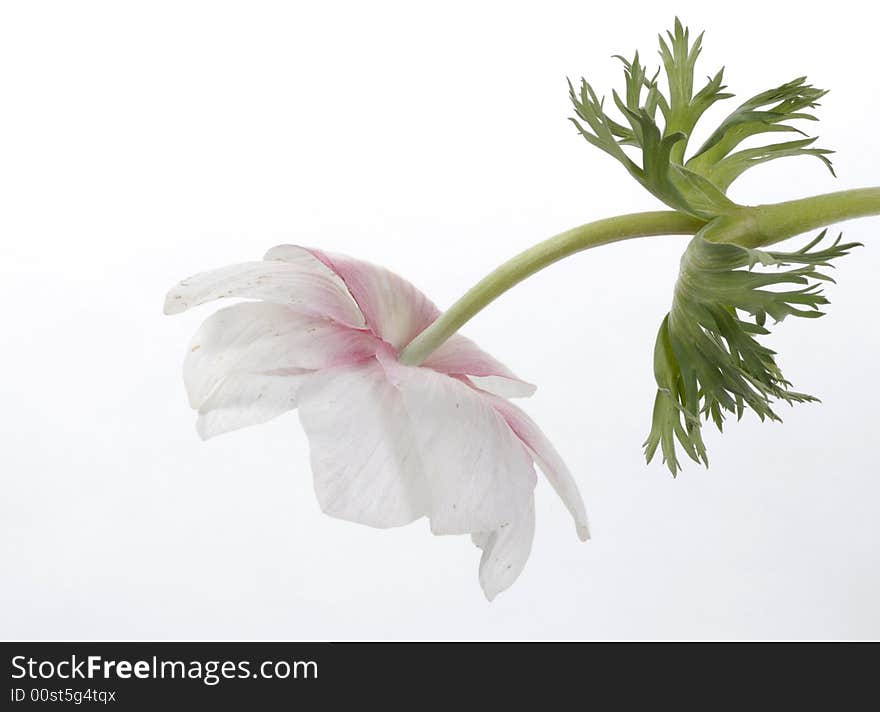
[165, 245, 589, 600]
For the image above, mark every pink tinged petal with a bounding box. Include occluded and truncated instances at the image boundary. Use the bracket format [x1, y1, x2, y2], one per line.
[196, 369, 310, 440]
[295, 247, 441, 350]
[472, 500, 536, 601]
[184, 302, 377, 410]
[421, 333, 536, 398]
[164, 251, 366, 329]
[382, 358, 536, 535]
[488, 396, 590, 541]
[297, 360, 430, 529]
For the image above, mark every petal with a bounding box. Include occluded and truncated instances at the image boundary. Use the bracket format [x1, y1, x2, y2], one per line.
[381, 357, 536, 535]
[297, 360, 430, 528]
[165, 251, 365, 329]
[421, 333, 536, 398]
[472, 500, 536, 601]
[184, 302, 377, 409]
[196, 369, 310, 440]
[487, 395, 590, 541]
[272, 246, 440, 350]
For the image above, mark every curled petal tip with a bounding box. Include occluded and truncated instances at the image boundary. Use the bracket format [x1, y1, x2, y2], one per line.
[577, 524, 591, 542]
[195, 419, 212, 441]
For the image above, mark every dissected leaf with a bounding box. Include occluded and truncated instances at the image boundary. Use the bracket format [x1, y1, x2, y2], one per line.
[687, 77, 829, 171]
[644, 230, 861, 475]
[569, 18, 834, 210]
[699, 137, 835, 192]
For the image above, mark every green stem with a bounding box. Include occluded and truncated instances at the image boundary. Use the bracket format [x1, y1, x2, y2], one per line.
[702, 187, 880, 248]
[399, 210, 705, 366]
[400, 187, 880, 367]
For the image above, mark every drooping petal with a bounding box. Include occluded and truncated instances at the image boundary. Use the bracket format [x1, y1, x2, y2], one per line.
[165, 252, 366, 329]
[472, 500, 536, 601]
[268, 245, 440, 350]
[196, 369, 310, 440]
[486, 395, 590, 541]
[421, 333, 536, 398]
[184, 302, 377, 409]
[297, 360, 430, 528]
[381, 356, 536, 535]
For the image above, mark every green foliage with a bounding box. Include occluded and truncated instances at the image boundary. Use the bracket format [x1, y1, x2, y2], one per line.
[695, 138, 835, 193]
[687, 77, 830, 173]
[570, 18, 850, 472]
[643, 230, 861, 474]
[569, 18, 834, 213]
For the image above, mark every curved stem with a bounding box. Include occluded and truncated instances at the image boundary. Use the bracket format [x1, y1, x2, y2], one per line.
[400, 187, 880, 367]
[399, 210, 706, 366]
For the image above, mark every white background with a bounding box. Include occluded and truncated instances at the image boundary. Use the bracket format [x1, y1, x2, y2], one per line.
[2, 0, 878, 641]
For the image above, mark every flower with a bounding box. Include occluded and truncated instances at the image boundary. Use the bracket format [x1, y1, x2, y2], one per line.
[165, 245, 589, 600]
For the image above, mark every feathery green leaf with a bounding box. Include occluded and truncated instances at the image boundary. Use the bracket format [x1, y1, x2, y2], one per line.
[569, 19, 834, 211]
[644, 230, 861, 475]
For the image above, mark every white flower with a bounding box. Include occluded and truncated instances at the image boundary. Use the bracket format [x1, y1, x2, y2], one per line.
[165, 245, 589, 600]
